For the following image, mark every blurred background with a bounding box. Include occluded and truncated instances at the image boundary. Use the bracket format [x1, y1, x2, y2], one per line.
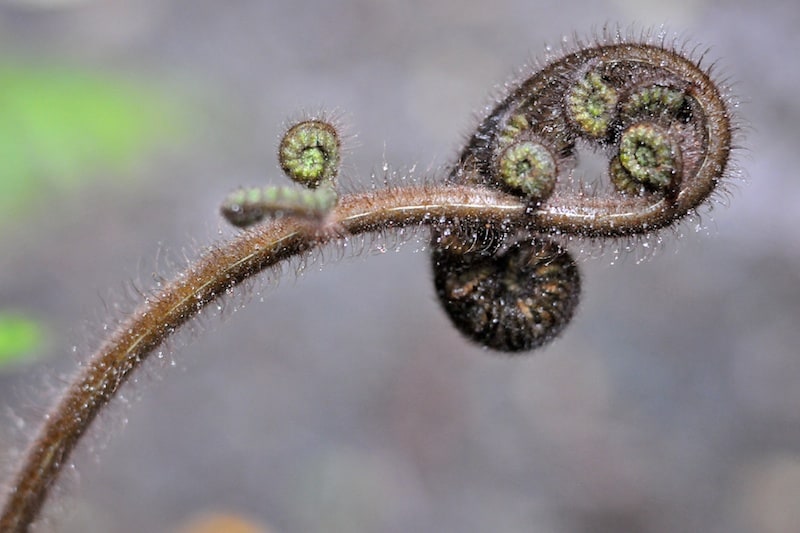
[0, 0, 798, 532]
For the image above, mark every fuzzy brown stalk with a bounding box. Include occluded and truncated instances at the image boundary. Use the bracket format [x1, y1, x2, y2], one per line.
[0, 185, 522, 532]
[0, 171, 730, 530]
[0, 32, 735, 531]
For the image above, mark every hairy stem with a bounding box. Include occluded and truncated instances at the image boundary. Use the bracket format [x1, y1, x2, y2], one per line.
[0, 162, 727, 531]
[0, 184, 522, 531]
[0, 33, 735, 529]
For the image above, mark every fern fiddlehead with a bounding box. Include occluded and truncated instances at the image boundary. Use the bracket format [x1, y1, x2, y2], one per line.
[0, 32, 736, 532]
[430, 37, 732, 350]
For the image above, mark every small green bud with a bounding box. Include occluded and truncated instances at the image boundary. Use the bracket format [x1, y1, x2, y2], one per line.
[611, 122, 680, 194]
[567, 70, 618, 138]
[279, 120, 341, 188]
[496, 140, 557, 201]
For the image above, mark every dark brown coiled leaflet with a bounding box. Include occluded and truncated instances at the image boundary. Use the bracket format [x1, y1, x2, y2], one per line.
[432, 236, 580, 352]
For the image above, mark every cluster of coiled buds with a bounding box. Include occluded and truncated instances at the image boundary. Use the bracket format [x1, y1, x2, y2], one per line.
[0, 32, 738, 533]
[430, 38, 732, 352]
[222, 37, 733, 354]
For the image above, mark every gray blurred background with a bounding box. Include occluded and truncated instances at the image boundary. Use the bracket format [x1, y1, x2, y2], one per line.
[0, 0, 799, 532]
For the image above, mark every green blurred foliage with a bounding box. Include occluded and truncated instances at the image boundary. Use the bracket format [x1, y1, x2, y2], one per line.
[0, 312, 43, 368]
[0, 63, 185, 225]
[0, 64, 188, 367]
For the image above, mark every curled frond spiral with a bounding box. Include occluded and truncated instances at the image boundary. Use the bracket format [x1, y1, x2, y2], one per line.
[279, 119, 341, 188]
[1, 33, 737, 533]
[431, 35, 734, 351]
[449, 38, 732, 236]
[611, 122, 681, 195]
[496, 139, 558, 201]
[432, 237, 580, 352]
